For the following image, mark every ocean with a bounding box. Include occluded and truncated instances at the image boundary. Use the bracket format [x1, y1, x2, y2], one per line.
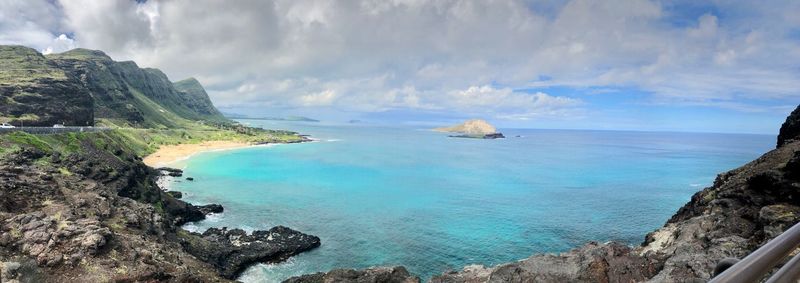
[166, 120, 774, 282]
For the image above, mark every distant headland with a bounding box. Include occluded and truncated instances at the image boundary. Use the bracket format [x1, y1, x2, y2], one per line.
[222, 112, 320, 122]
[434, 119, 505, 139]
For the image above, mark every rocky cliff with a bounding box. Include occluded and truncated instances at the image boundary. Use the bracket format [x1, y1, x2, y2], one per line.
[0, 131, 319, 282]
[298, 104, 800, 282]
[778, 105, 800, 147]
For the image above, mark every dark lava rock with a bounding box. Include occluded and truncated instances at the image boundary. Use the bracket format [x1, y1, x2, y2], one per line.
[196, 204, 223, 214]
[284, 266, 420, 283]
[447, 133, 505, 139]
[163, 199, 223, 225]
[181, 226, 321, 279]
[778, 104, 800, 147]
[166, 191, 183, 199]
[482, 133, 505, 139]
[157, 167, 183, 177]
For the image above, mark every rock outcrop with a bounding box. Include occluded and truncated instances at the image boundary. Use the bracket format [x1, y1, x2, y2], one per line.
[433, 242, 665, 283]
[778, 105, 800, 147]
[284, 266, 420, 283]
[181, 226, 321, 279]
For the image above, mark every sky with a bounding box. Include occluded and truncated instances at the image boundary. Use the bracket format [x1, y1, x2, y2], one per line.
[1, 0, 799, 134]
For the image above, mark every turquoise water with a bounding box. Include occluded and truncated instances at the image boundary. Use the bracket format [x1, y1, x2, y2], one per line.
[169, 121, 773, 282]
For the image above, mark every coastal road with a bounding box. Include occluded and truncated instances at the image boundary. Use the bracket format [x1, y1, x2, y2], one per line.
[0, 126, 111, 135]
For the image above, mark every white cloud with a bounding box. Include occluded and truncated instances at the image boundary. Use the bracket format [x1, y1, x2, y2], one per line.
[0, 0, 65, 51]
[447, 85, 583, 120]
[296, 89, 338, 107]
[2, 0, 799, 122]
[42, 34, 75, 55]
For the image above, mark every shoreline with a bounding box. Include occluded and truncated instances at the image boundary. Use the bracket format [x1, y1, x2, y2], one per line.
[143, 140, 255, 168]
[143, 137, 316, 168]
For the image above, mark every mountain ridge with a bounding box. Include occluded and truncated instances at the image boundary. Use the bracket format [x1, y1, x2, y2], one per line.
[0, 45, 227, 128]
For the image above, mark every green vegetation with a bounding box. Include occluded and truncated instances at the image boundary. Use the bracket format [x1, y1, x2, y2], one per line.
[0, 45, 68, 84]
[0, 125, 304, 162]
[5, 132, 53, 153]
[110, 126, 303, 157]
[44, 48, 113, 61]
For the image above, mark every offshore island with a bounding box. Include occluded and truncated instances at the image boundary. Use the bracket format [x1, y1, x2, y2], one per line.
[434, 119, 506, 139]
[1, 44, 800, 283]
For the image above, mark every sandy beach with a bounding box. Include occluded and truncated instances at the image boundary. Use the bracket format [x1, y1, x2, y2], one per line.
[143, 140, 252, 168]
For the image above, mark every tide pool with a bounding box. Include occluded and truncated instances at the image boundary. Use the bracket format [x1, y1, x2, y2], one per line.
[169, 121, 773, 282]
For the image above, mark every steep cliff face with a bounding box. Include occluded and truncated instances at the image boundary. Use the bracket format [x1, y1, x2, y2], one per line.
[778, 106, 800, 147]
[0, 45, 228, 128]
[45, 48, 228, 128]
[0, 46, 94, 126]
[172, 77, 226, 121]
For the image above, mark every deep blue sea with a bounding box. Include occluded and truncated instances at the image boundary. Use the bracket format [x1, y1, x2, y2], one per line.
[167, 120, 773, 282]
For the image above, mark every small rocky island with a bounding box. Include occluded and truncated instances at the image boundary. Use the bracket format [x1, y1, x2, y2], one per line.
[434, 119, 505, 139]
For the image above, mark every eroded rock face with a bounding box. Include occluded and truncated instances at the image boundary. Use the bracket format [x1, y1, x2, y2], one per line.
[778, 105, 800, 147]
[2, 212, 111, 267]
[180, 226, 321, 279]
[284, 266, 420, 283]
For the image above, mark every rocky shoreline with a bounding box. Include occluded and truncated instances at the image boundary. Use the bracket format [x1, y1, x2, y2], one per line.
[0, 132, 321, 282]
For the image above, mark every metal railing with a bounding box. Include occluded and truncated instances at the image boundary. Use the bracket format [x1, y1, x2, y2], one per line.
[710, 222, 800, 283]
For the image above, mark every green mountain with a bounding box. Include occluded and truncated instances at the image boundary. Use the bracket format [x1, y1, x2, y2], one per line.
[0, 45, 227, 128]
[0, 45, 94, 126]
